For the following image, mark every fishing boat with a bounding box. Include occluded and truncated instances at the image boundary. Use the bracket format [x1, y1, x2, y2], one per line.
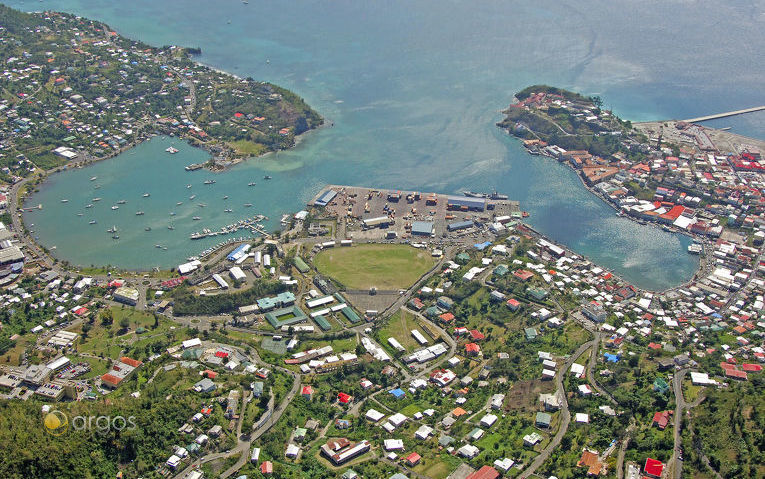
[90, 176, 97, 181]
[186, 184, 192, 189]
[223, 195, 229, 200]
[521, 211, 530, 218]
[170, 212, 176, 216]
[224, 209, 233, 213]
[168, 225, 175, 230]
[193, 216, 201, 220]
[117, 199, 127, 204]
[107, 225, 117, 233]
[204, 179, 216, 185]
[143, 193, 150, 197]
[155, 244, 162, 248]
[145, 227, 151, 231]
[112, 235, 120, 240]
[248, 182, 256, 186]
[165, 146, 179, 154]
[136, 211, 145, 216]
[263, 175, 272, 180]
[198, 203, 206, 208]
[189, 194, 196, 200]
[244, 203, 253, 207]
[89, 220, 97, 225]
[111, 205, 119, 210]
[92, 197, 101, 201]
[85, 204, 93, 208]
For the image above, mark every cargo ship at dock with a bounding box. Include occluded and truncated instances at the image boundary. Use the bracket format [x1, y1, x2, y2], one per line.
[462, 190, 509, 200]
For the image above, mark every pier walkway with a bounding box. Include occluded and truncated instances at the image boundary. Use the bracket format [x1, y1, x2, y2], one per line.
[683, 106, 765, 123]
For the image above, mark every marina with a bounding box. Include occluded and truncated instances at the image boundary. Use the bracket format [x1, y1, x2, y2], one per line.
[189, 215, 268, 240]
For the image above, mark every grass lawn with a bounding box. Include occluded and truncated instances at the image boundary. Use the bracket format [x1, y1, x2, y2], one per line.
[313, 243, 436, 290]
[227, 139, 268, 156]
[69, 306, 168, 358]
[378, 308, 423, 352]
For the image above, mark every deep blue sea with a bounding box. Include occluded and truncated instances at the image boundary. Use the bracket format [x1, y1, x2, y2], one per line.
[11, 0, 765, 290]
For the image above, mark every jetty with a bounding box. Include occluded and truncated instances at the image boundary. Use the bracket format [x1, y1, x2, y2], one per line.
[683, 106, 765, 123]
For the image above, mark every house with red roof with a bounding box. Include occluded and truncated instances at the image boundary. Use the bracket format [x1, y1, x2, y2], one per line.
[742, 363, 762, 372]
[302, 385, 314, 399]
[725, 369, 748, 381]
[469, 329, 485, 341]
[506, 298, 521, 311]
[466, 465, 500, 479]
[465, 343, 481, 356]
[439, 312, 455, 324]
[337, 392, 353, 404]
[260, 460, 273, 474]
[652, 410, 672, 430]
[405, 452, 421, 466]
[513, 269, 534, 281]
[644, 458, 664, 478]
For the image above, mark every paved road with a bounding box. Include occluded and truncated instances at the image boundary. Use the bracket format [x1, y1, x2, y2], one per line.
[670, 368, 691, 479]
[519, 339, 595, 479]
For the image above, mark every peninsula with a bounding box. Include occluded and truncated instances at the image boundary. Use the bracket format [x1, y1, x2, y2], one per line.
[498, 85, 765, 243]
[0, 4, 322, 181]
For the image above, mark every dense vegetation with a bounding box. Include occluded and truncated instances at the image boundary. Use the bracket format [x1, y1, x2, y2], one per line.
[170, 280, 288, 315]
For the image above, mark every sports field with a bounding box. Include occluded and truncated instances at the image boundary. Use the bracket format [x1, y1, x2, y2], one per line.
[313, 243, 436, 290]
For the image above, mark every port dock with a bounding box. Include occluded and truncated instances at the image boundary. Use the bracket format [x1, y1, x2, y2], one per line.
[309, 185, 521, 241]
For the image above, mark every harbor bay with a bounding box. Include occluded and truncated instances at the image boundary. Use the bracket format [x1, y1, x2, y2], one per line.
[14, 0, 765, 290]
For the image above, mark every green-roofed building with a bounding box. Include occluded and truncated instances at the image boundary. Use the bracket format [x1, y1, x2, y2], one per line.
[264, 305, 308, 328]
[493, 264, 509, 277]
[527, 287, 549, 301]
[653, 377, 670, 394]
[182, 348, 203, 360]
[535, 412, 552, 428]
[524, 327, 538, 341]
[425, 306, 440, 318]
[456, 252, 470, 263]
[294, 257, 310, 274]
[314, 315, 331, 331]
[341, 306, 361, 324]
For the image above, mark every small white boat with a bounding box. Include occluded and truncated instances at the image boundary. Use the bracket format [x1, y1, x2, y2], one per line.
[85, 204, 93, 208]
[60, 199, 69, 203]
[89, 220, 97, 225]
[90, 176, 97, 181]
[189, 194, 196, 200]
[177, 202, 183, 206]
[92, 197, 101, 201]
[165, 146, 179, 154]
[111, 205, 119, 210]
[143, 193, 150, 197]
[193, 216, 201, 220]
[135, 211, 145, 216]
[248, 182, 256, 186]
[117, 200, 126, 204]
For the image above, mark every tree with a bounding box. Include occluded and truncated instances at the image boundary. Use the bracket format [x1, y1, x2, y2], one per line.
[119, 317, 130, 331]
[100, 309, 114, 326]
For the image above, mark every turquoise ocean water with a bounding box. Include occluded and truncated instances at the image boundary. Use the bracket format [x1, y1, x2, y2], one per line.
[11, 0, 765, 289]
